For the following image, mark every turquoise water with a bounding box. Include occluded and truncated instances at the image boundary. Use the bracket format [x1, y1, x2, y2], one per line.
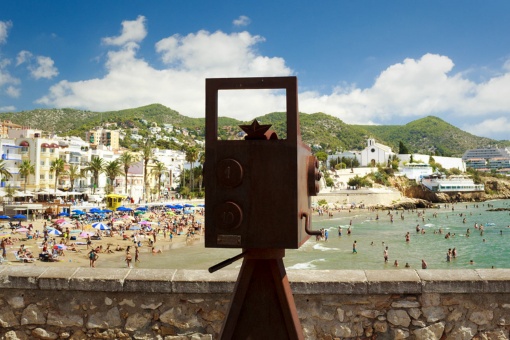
[127, 199, 510, 271]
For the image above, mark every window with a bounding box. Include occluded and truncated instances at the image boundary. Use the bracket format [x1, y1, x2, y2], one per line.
[40, 174, 45, 180]
[40, 161, 45, 166]
[21, 147, 29, 153]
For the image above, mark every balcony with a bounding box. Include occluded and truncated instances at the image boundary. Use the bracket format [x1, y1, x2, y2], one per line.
[2, 153, 22, 161]
[5, 167, 19, 175]
[1, 180, 21, 188]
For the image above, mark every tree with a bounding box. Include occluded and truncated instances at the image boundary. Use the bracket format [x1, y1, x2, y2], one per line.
[118, 151, 139, 195]
[4, 184, 16, 203]
[85, 157, 106, 194]
[151, 161, 167, 197]
[0, 160, 12, 184]
[50, 158, 66, 194]
[18, 160, 35, 193]
[140, 139, 154, 201]
[67, 164, 83, 192]
[185, 146, 199, 192]
[104, 160, 123, 188]
[398, 141, 409, 154]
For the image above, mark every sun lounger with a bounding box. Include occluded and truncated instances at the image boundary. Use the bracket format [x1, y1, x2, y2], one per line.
[13, 251, 35, 263]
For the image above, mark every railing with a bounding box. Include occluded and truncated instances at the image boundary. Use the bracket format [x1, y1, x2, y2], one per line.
[2, 153, 22, 161]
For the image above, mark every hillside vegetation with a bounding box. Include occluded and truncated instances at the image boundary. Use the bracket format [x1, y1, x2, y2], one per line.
[1, 104, 508, 156]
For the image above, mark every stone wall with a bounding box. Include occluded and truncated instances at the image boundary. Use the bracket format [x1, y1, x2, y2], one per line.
[0, 266, 509, 339]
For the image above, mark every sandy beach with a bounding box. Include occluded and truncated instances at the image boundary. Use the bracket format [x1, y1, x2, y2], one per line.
[1, 209, 203, 269]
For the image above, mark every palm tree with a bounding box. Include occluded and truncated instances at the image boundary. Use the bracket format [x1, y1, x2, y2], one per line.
[104, 160, 123, 188]
[67, 164, 83, 192]
[151, 161, 167, 198]
[50, 158, 66, 194]
[118, 151, 139, 195]
[185, 146, 199, 192]
[85, 157, 105, 194]
[18, 160, 35, 193]
[0, 160, 12, 185]
[140, 140, 154, 201]
[4, 184, 16, 203]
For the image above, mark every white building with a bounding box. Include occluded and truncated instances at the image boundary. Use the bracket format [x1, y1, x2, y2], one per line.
[399, 154, 465, 172]
[360, 138, 395, 167]
[399, 163, 433, 180]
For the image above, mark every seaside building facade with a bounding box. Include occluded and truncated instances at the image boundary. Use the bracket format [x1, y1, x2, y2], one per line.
[462, 147, 510, 173]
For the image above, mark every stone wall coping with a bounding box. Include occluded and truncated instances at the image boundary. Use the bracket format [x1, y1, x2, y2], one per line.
[1, 267, 509, 294]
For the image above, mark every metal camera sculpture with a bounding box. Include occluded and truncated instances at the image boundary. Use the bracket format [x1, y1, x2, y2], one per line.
[205, 76, 321, 339]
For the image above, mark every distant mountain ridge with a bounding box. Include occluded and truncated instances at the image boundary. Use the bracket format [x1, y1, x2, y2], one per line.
[1, 104, 507, 156]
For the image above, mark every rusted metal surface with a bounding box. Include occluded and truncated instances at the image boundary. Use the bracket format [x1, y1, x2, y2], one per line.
[205, 76, 320, 249]
[204, 76, 321, 339]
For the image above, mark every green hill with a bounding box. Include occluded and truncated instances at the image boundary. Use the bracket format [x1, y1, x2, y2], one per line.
[1, 104, 507, 156]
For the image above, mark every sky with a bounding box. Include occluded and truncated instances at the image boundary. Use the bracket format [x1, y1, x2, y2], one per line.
[0, 1, 509, 140]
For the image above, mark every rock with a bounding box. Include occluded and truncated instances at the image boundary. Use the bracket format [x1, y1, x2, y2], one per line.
[479, 329, 508, 340]
[141, 302, 162, 310]
[408, 308, 421, 320]
[125, 312, 151, 332]
[413, 322, 445, 340]
[412, 320, 426, 327]
[469, 310, 493, 325]
[360, 309, 382, 319]
[87, 307, 122, 329]
[47, 310, 83, 328]
[0, 307, 20, 328]
[422, 306, 446, 323]
[31, 328, 58, 340]
[387, 309, 411, 327]
[200, 310, 224, 322]
[391, 301, 420, 308]
[446, 321, 477, 340]
[20, 304, 46, 325]
[393, 328, 409, 339]
[447, 307, 464, 322]
[373, 321, 388, 333]
[336, 308, 345, 322]
[421, 293, 440, 307]
[104, 297, 113, 306]
[331, 323, 352, 338]
[2, 330, 28, 340]
[7, 297, 25, 309]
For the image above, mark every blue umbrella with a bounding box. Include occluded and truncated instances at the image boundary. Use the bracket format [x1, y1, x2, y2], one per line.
[12, 214, 27, 220]
[47, 228, 62, 236]
[165, 204, 175, 209]
[184, 203, 195, 208]
[0, 215, 10, 220]
[89, 208, 102, 213]
[197, 204, 205, 207]
[116, 206, 132, 212]
[173, 204, 183, 209]
[102, 209, 113, 213]
[136, 207, 147, 211]
[72, 210, 85, 215]
[58, 212, 70, 217]
[92, 222, 110, 230]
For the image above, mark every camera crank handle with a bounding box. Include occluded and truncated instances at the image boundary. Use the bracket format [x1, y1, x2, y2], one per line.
[302, 212, 321, 236]
[208, 251, 247, 273]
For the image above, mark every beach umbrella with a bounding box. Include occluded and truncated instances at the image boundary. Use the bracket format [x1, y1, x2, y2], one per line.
[55, 219, 66, 224]
[165, 204, 175, 209]
[129, 225, 141, 230]
[12, 214, 27, 220]
[184, 203, 195, 208]
[138, 220, 150, 225]
[117, 206, 132, 212]
[0, 215, 10, 220]
[47, 229, 62, 236]
[173, 204, 183, 209]
[89, 208, 102, 213]
[102, 209, 113, 213]
[136, 207, 148, 211]
[197, 204, 205, 207]
[134, 211, 145, 216]
[80, 231, 94, 238]
[58, 212, 70, 217]
[92, 222, 110, 230]
[166, 211, 175, 216]
[72, 210, 85, 215]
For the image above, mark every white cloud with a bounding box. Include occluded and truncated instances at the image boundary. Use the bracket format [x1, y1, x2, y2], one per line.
[0, 105, 15, 112]
[5, 86, 20, 98]
[16, 50, 33, 66]
[29, 56, 58, 79]
[102, 15, 147, 46]
[233, 15, 251, 27]
[35, 17, 510, 140]
[462, 117, 510, 138]
[38, 23, 293, 120]
[0, 20, 12, 44]
[0, 59, 20, 88]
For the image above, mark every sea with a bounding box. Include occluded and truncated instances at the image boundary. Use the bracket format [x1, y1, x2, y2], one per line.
[119, 199, 510, 271]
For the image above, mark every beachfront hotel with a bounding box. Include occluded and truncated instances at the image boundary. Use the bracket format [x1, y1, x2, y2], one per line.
[0, 125, 186, 203]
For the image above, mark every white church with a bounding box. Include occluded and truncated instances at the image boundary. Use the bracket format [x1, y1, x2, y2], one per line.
[360, 138, 395, 167]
